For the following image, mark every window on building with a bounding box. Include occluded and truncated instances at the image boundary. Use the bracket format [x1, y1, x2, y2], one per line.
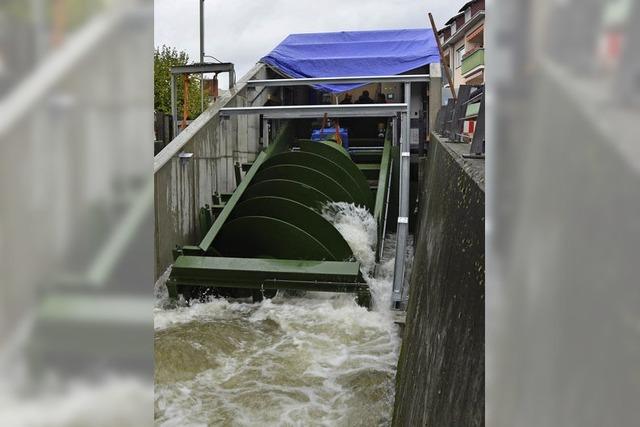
[466, 25, 484, 48]
[465, 8, 472, 21]
[465, 25, 484, 57]
[451, 22, 457, 33]
[455, 46, 465, 68]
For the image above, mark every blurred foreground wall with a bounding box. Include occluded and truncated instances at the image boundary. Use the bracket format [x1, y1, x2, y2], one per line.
[487, 0, 640, 425]
[0, 1, 154, 425]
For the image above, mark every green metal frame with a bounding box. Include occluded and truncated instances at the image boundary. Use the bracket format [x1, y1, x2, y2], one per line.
[374, 136, 392, 224]
[374, 129, 393, 259]
[168, 256, 366, 294]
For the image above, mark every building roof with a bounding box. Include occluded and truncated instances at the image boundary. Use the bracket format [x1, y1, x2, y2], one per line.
[442, 11, 485, 48]
[437, 25, 451, 36]
[458, 0, 477, 13]
[445, 12, 464, 26]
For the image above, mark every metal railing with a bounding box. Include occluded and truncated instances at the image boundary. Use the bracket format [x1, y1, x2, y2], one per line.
[154, 62, 265, 174]
[220, 103, 407, 118]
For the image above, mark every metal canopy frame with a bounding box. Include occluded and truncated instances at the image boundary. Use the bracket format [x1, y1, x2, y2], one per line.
[170, 62, 236, 139]
[391, 83, 412, 310]
[170, 62, 235, 75]
[220, 103, 407, 119]
[246, 74, 429, 87]
[180, 73, 423, 310]
[215, 86, 414, 310]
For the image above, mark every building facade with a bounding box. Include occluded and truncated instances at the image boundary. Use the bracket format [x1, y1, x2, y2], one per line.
[438, 0, 485, 90]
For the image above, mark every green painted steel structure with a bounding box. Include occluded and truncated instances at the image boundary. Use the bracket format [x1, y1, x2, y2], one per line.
[168, 122, 393, 306]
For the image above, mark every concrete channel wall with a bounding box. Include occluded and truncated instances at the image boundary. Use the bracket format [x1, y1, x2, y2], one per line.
[154, 63, 274, 278]
[393, 133, 485, 426]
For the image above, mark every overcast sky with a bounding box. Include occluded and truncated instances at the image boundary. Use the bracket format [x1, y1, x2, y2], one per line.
[154, 0, 468, 88]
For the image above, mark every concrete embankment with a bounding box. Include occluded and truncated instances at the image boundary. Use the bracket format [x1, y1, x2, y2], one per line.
[393, 133, 485, 426]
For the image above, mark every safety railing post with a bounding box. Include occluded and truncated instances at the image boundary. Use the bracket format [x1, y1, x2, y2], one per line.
[391, 82, 412, 309]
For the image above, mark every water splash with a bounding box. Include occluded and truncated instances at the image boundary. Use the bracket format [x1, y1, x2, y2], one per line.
[154, 266, 172, 308]
[320, 202, 408, 314]
[320, 202, 378, 275]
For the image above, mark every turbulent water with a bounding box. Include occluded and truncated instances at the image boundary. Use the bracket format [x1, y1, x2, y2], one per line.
[154, 203, 401, 426]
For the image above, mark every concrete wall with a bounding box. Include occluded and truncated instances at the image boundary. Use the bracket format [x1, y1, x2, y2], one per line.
[154, 63, 273, 278]
[393, 133, 485, 426]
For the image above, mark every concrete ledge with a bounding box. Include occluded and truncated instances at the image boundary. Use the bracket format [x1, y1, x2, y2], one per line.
[432, 133, 485, 192]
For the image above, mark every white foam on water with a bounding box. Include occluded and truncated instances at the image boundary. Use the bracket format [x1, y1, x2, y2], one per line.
[154, 202, 401, 426]
[154, 297, 253, 331]
[321, 202, 378, 275]
[154, 265, 172, 307]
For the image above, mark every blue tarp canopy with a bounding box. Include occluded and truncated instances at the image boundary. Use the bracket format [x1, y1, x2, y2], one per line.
[260, 29, 440, 93]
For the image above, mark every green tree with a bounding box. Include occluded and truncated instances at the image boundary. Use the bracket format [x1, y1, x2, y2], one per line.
[154, 45, 202, 119]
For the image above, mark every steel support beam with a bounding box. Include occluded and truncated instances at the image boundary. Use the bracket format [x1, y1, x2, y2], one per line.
[262, 117, 269, 147]
[168, 256, 367, 294]
[374, 137, 392, 260]
[393, 113, 399, 146]
[391, 83, 412, 309]
[378, 116, 400, 260]
[170, 73, 177, 139]
[229, 69, 236, 88]
[247, 74, 429, 87]
[169, 62, 236, 138]
[374, 137, 392, 225]
[199, 0, 205, 112]
[220, 103, 408, 119]
[170, 63, 235, 75]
